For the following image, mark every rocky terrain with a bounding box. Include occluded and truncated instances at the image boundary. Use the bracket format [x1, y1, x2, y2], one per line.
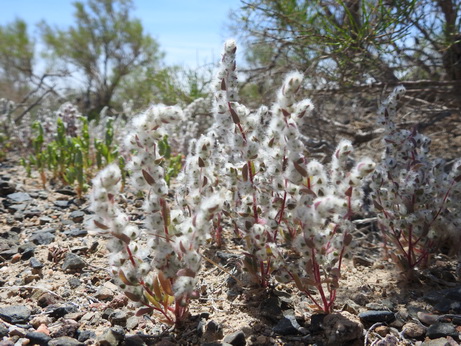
[1, 157, 461, 346]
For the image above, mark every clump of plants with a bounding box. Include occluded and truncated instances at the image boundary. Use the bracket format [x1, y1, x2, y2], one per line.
[22, 102, 124, 197]
[89, 39, 378, 325]
[89, 39, 461, 327]
[369, 86, 461, 277]
[89, 105, 206, 325]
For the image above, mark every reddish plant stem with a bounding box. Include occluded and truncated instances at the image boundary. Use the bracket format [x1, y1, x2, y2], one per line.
[408, 224, 414, 267]
[246, 160, 260, 224]
[214, 213, 223, 247]
[143, 301, 174, 324]
[311, 248, 331, 313]
[430, 181, 454, 223]
[125, 244, 137, 267]
[160, 198, 170, 240]
[278, 191, 287, 225]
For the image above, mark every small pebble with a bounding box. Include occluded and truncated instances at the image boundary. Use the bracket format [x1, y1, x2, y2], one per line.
[375, 325, 390, 337]
[402, 322, 426, 338]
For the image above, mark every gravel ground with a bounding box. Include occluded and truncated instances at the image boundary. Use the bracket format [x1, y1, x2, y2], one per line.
[1, 158, 461, 346]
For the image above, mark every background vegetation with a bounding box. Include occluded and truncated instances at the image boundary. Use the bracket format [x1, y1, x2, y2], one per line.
[1, 0, 460, 160]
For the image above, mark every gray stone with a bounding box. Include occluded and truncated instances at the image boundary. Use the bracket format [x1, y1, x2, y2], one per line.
[402, 322, 426, 338]
[24, 208, 42, 218]
[7, 192, 31, 203]
[48, 336, 84, 346]
[64, 228, 88, 237]
[358, 310, 395, 323]
[0, 322, 7, 337]
[77, 330, 96, 342]
[273, 315, 303, 336]
[421, 337, 458, 346]
[54, 200, 70, 208]
[69, 210, 85, 223]
[30, 231, 55, 245]
[68, 277, 81, 289]
[426, 323, 458, 339]
[109, 309, 127, 327]
[322, 311, 364, 346]
[126, 316, 139, 330]
[97, 326, 125, 346]
[61, 253, 86, 271]
[0, 305, 31, 324]
[223, 330, 246, 346]
[25, 331, 52, 345]
[29, 257, 44, 269]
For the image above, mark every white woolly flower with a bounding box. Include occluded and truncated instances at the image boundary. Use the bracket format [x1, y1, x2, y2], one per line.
[97, 163, 122, 191]
[173, 276, 198, 298]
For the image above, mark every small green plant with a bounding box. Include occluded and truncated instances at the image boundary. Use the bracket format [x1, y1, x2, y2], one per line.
[23, 104, 124, 197]
[158, 135, 183, 186]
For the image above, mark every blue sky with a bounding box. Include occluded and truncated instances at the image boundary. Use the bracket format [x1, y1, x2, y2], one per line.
[0, 0, 243, 69]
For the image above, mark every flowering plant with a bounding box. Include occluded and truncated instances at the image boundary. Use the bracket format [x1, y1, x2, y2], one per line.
[370, 86, 461, 276]
[89, 39, 377, 322]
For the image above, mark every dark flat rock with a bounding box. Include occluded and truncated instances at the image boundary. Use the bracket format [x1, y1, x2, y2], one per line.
[46, 304, 78, 318]
[273, 315, 302, 336]
[61, 253, 87, 271]
[25, 331, 52, 345]
[425, 286, 461, 314]
[77, 330, 96, 342]
[0, 181, 16, 196]
[0, 305, 31, 324]
[63, 228, 88, 237]
[223, 330, 246, 346]
[358, 310, 395, 323]
[426, 322, 458, 339]
[29, 257, 44, 269]
[48, 336, 84, 346]
[69, 210, 85, 223]
[54, 200, 70, 208]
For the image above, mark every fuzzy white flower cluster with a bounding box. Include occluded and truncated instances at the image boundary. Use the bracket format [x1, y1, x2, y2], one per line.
[180, 40, 375, 310]
[89, 104, 212, 324]
[370, 86, 461, 271]
[56, 102, 81, 137]
[90, 39, 377, 318]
